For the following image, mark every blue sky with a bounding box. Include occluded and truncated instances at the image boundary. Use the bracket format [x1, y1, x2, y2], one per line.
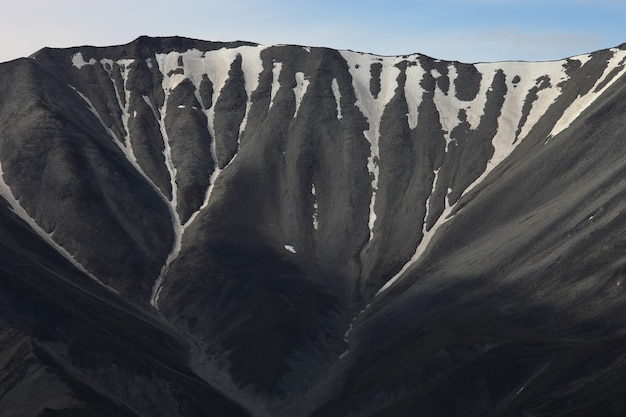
[2, 0, 625, 64]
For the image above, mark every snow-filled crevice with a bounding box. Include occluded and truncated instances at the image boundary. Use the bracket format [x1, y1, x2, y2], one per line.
[404, 60, 425, 129]
[331, 78, 343, 120]
[71, 86, 168, 207]
[339, 51, 402, 242]
[293, 72, 310, 118]
[149, 81, 182, 308]
[269, 61, 283, 110]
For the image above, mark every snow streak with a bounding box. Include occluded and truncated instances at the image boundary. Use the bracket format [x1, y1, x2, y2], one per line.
[0, 161, 117, 292]
[293, 72, 310, 118]
[331, 78, 343, 120]
[340, 52, 401, 242]
[269, 61, 283, 110]
[551, 48, 626, 138]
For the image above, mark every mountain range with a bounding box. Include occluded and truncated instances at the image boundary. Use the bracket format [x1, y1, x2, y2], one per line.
[1, 35, 626, 416]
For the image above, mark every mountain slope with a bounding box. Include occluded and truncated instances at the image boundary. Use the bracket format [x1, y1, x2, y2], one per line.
[1, 36, 626, 416]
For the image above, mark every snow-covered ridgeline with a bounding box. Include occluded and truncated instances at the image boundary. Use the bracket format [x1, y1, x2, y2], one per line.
[551, 48, 626, 138]
[340, 52, 401, 241]
[377, 57, 581, 295]
[155, 46, 266, 143]
[0, 161, 117, 293]
[461, 58, 571, 198]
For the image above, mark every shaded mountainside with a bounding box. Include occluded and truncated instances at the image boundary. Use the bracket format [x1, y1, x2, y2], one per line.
[1, 35, 626, 416]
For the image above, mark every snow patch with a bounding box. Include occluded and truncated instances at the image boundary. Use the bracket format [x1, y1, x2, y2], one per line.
[575, 54, 593, 67]
[155, 45, 266, 140]
[71, 52, 96, 69]
[550, 48, 626, 138]
[404, 60, 426, 129]
[293, 72, 310, 118]
[331, 78, 343, 120]
[269, 61, 283, 110]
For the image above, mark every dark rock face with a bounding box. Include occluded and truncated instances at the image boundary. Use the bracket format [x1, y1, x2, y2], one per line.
[2, 36, 626, 416]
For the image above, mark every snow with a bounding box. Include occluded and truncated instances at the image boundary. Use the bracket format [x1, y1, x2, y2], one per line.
[284, 245, 296, 253]
[404, 59, 425, 129]
[293, 72, 310, 118]
[422, 168, 441, 231]
[464, 59, 570, 196]
[155, 45, 266, 139]
[339, 51, 401, 241]
[0, 161, 116, 292]
[550, 48, 626, 138]
[576, 54, 593, 67]
[432, 63, 494, 150]
[269, 61, 283, 110]
[331, 78, 343, 120]
[377, 170, 455, 294]
[378, 57, 574, 295]
[70, 86, 165, 204]
[71, 52, 96, 69]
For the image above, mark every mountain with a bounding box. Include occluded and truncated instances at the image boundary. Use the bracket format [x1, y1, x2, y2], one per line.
[1, 35, 626, 416]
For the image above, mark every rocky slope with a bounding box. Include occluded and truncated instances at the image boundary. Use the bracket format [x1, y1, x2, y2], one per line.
[1, 36, 626, 416]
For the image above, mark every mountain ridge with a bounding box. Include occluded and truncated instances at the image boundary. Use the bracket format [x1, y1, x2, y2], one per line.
[1, 36, 626, 416]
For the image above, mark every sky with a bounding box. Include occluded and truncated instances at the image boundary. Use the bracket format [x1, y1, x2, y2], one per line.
[2, 0, 626, 64]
